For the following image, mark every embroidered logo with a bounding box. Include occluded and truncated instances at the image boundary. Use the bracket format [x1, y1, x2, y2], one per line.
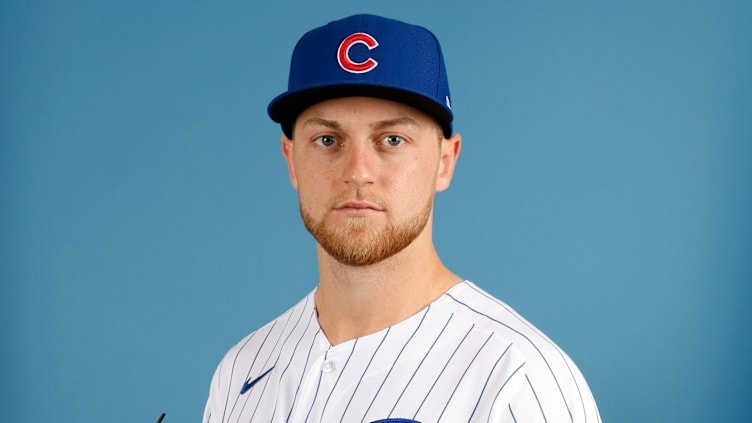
[337, 32, 379, 74]
[240, 366, 274, 395]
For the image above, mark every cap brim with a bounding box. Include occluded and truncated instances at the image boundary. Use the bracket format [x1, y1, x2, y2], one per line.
[268, 83, 453, 139]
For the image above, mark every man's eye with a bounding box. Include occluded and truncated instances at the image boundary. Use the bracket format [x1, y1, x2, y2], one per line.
[383, 135, 405, 147]
[315, 135, 337, 147]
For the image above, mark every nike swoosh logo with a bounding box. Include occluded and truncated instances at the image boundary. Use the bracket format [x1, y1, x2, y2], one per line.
[240, 366, 274, 395]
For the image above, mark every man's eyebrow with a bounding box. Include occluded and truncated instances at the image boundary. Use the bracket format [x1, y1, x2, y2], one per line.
[371, 117, 421, 131]
[301, 117, 341, 130]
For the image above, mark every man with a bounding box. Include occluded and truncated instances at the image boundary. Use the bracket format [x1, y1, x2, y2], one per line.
[204, 14, 600, 422]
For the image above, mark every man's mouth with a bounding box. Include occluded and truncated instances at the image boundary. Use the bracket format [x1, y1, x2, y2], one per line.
[333, 200, 385, 215]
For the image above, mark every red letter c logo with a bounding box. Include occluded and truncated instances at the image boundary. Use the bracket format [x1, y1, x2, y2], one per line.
[337, 32, 379, 74]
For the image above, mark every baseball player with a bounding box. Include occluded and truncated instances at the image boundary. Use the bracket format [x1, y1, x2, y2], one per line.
[204, 14, 601, 422]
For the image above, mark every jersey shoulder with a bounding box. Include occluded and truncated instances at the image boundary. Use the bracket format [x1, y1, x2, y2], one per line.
[436, 281, 601, 422]
[204, 291, 317, 423]
[231, 291, 315, 354]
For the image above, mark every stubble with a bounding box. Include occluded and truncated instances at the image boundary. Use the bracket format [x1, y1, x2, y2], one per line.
[300, 190, 433, 266]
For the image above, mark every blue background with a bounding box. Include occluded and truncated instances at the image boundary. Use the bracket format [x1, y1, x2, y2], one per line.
[2, 1, 751, 422]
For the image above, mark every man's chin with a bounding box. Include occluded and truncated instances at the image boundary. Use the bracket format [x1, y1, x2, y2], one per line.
[302, 200, 432, 267]
[325, 247, 396, 267]
[319, 234, 389, 266]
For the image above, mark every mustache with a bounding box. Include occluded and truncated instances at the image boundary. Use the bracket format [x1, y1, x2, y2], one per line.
[329, 189, 386, 209]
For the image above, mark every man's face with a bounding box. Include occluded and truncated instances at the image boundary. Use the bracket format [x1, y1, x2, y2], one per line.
[281, 97, 460, 266]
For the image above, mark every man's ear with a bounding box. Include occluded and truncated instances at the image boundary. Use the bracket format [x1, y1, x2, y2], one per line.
[435, 133, 462, 192]
[281, 135, 298, 190]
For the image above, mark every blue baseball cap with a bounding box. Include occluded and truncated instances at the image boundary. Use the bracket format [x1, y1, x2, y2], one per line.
[268, 14, 453, 139]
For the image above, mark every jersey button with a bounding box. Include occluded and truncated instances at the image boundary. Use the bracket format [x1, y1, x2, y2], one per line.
[321, 360, 335, 373]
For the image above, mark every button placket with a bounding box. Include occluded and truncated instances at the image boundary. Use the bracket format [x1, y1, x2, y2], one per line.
[320, 359, 335, 373]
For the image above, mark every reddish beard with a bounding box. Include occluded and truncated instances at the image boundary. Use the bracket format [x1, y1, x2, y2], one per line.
[300, 191, 433, 266]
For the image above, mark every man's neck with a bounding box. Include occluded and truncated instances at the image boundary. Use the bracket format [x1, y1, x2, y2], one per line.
[313, 235, 461, 346]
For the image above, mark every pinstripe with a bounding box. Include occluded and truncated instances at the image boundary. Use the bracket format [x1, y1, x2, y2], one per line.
[267, 296, 313, 421]
[320, 339, 358, 421]
[229, 320, 278, 419]
[388, 313, 454, 417]
[445, 292, 573, 420]
[220, 328, 261, 422]
[247, 365, 274, 421]
[361, 306, 431, 422]
[508, 404, 518, 423]
[272, 304, 316, 421]
[247, 303, 305, 421]
[340, 327, 391, 422]
[487, 362, 525, 423]
[204, 282, 600, 423]
[526, 373, 547, 423]
[304, 349, 328, 423]
[283, 315, 320, 423]
[437, 331, 493, 422]
[413, 323, 475, 419]
[277, 295, 313, 363]
[464, 284, 582, 419]
[470, 285, 587, 416]
[468, 342, 513, 422]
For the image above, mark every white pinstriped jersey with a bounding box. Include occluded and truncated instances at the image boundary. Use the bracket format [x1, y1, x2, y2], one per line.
[204, 281, 600, 423]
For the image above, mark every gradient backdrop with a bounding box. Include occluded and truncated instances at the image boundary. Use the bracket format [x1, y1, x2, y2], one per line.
[2, 1, 751, 422]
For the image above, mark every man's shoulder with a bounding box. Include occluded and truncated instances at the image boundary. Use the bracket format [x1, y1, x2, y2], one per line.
[438, 281, 600, 422]
[440, 281, 575, 366]
[438, 280, 551, 342]
[218, 290, 317, 365]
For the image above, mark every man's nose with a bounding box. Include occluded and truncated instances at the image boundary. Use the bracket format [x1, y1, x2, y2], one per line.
[341, 141, 375, 187]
